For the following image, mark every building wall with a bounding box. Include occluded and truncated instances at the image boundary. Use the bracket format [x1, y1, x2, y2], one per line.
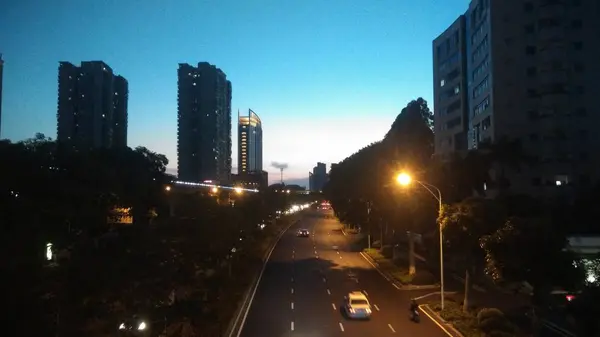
[113, 75, 128, 148]
[310, 162, 327, 192]
[238, 109, 263, 174]
[433, 16, 470, 157]
[0, 54, 3, 138]
[434, 0, 600, 197]
[57, 61, 126, 150]
[177, 62, 232, 183]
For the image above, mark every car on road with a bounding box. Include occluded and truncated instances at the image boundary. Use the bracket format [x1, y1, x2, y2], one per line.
[297, 229, 309, 237]
[343, 291, 372, 319]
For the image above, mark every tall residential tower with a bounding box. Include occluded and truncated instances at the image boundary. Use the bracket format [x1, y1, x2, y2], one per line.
[238, 109, 263, 174]
[57, 61, 128, 149]
[0, 54, 4, 138]
[433, 0, 600, 197]
[177, 62, 232, 183]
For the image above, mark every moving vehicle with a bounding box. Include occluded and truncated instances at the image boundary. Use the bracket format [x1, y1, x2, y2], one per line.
[297, 229, 309, 237]
[343, 291, 372, 319]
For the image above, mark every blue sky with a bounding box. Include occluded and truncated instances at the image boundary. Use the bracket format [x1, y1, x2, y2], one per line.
[1, 0, 467, 183]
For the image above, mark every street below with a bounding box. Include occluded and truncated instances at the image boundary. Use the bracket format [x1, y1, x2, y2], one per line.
[238, 209, 449, 337]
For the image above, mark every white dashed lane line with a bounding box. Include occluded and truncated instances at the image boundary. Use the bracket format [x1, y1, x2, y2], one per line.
[322, 278, 326, 283]
[363, 290, 369, 296]
[291, 277, 294, 282]
[327, 289, 331, 295]
[332, 303, 336, 310]
[291, 288, 294, 294]
[339, 322, 345, 332]
[374, 304, 380, 311]
[291, 321, 295, 331]
[388, 324, 396, 333]
[291, 302, 294, 309]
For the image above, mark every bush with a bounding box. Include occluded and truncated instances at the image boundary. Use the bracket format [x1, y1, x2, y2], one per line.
[477, 308, 504, 325]
[476, 308, 517, 336]
[487, 331, 516, 337]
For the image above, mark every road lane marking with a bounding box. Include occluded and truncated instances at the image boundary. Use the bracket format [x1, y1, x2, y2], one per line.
[337, 251, 340, 254]
[393, 284, 400, 289]
[363, 290, 368, 296]
[291, 321, 294, 331]
[323, 277, 326, 282]
[339, 256, 342, 259]
[291, 302, 294, 309]
[315, 250, 318, 254]
[374, 304, 380, 311]
[419, 304, 455, 337]
[229, 219, 299, 337]
[291, 288, 294, 294]
[388, 324, 396, 333]
[316, 255, 319, 259]
[327, 289, 331, 295]
[332, 303, 336, 310]
[339, 322, 345, 332]
[291, 277, 294, 282]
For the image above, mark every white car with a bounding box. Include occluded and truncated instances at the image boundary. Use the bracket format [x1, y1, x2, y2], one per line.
[343, 291, 372, 319]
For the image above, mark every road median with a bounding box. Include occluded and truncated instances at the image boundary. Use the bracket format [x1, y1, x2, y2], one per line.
[361, 248, 439, 290]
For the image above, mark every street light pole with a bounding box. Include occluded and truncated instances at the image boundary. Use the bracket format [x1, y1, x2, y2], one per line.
[397, 173, 445, 310]
[414, 180, 445, 311]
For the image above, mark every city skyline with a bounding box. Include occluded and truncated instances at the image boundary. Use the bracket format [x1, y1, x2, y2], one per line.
[0, 0, 468, 183]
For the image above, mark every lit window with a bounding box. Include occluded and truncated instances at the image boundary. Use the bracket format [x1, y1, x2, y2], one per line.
[440, 79, 445, 87]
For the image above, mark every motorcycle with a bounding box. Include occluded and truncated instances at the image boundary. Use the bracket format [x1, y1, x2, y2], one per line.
[410, 309, 420, 323]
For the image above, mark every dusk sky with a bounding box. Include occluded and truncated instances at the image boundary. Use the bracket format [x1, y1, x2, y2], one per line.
[1, 0, 467, 184]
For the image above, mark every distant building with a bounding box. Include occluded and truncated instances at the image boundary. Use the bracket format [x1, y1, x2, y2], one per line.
[112, 75, 128, 148]
[433, 0, 600, 197]
[238, 109, 263, 173]
[309, 162, 327, 192]
[232, 170, 268, 189]
[177, 62, 232, 183]
[57, 61, 129, 149]
[0, 54, 3, 138]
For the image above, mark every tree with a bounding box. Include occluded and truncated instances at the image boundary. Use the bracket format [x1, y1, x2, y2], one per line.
[439, 197, 505, 312]
[480, 216, 585, 304]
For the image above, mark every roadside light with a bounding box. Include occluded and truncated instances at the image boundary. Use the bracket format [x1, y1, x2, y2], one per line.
[46, 243, 53, 261]
[396, 173, 412, 186]
[165, 186, 171, 191]
[211, 186, 218, 193]
[234, 187, 243, 194]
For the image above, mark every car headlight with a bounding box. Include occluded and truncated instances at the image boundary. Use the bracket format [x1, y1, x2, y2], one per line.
[119, 323, 126, 330]
[138, 322, 146, 330]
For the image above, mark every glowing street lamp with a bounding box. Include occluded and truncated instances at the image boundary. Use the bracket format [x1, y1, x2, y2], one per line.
[234, 187, 243, 194]
[396, 173, 412, 186]
[396, 171, 446, 310]
[211, 186, 219, 193]
[165, 186, 171, 191]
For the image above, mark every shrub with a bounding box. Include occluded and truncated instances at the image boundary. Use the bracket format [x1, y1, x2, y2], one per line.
[477, 308, 504, 325]
[487, 331, 516, 337]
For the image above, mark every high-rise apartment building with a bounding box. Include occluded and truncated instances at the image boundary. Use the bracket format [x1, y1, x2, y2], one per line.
[0, 54, 4, 138]
[177, 62, 232, 183]
[433, 0, 600, 196]
[309, 162, 327, 192]
[57, 61, 128, 149]
[238, 109, 263, 174]
[112, 75, 128, 148]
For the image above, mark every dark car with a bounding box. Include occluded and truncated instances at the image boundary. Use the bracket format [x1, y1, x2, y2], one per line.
[297, 229, 309, 237]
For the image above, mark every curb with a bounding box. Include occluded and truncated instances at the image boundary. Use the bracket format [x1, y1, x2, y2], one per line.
[418, 304, 464, 337]
[224, 216, 301, 337]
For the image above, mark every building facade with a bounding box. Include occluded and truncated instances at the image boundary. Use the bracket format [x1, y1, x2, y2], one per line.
[433, 16, 469, 157]
[309, 162, 327, 192]
[0, 54, 3, 138]
[57, 61, 128, 149]
[177, 62, 232, 183]
[433, 0, 600, 196]
[238, 109, 263, 174]
[112, 75, 128, 148]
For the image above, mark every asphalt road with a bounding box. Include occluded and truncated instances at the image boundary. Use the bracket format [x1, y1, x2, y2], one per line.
[239, 210, 450, 337]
